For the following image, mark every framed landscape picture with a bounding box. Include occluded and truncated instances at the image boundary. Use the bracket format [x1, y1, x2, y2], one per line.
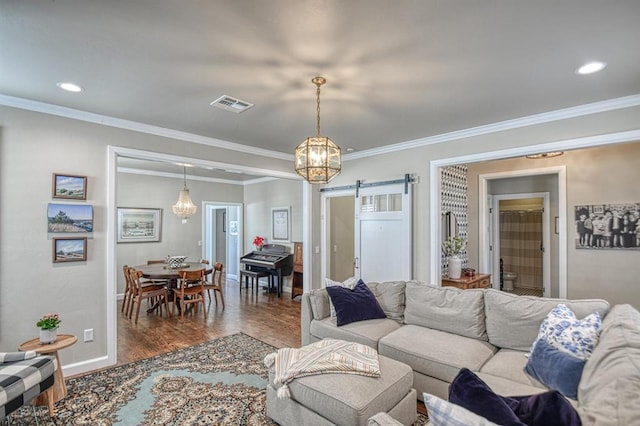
[117, 207, 162, 243]
[52, 173, 87, 200]
[271, 206, 291, 242]
[53, 237, 87, 263]
[47, 203, 94, 233]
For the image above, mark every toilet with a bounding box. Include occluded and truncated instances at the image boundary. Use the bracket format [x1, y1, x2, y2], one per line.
[503, 272, 518, 291]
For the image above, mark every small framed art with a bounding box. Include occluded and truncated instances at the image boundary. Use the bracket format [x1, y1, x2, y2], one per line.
[271, 206, 291, 242]
[117, 207, 162, 243]
[52, 173, 87, 200]
[53, 237, 87, 263]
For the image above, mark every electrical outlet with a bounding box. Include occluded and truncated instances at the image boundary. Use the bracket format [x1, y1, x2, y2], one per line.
[84, 328, 94, 342]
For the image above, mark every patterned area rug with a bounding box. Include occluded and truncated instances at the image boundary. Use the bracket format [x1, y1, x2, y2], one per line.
[8, 333, 428, 425]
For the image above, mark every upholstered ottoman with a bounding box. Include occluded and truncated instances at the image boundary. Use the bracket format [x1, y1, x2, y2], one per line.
[266, 354, 416, 426]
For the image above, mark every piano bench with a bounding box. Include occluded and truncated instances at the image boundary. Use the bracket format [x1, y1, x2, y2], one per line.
[239, 270, 272, 294]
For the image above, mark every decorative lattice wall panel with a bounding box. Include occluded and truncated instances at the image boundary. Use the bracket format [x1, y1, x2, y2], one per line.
[440, 165, 468, 273]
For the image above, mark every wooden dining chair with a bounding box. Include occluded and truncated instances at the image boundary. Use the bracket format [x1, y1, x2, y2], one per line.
[128, 268, 171, 323]
[205, 262, 225, 308]
[122, 265, 134, 315]
[174, 269, 207, 319]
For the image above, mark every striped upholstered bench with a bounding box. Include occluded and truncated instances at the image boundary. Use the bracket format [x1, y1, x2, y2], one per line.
[0, 351, 56, 420]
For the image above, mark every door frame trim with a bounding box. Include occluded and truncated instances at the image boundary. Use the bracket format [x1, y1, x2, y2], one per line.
[490, 191, 551, 297]
[479, 167, 566, 297]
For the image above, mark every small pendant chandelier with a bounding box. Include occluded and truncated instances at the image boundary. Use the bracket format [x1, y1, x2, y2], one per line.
[295, 76, 341, 184]
[172, 166, 197, 224]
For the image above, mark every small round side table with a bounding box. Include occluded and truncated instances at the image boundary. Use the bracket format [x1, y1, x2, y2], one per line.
[18, 334, 78, 406]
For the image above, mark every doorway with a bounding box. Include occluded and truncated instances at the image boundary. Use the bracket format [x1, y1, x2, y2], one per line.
[321, 181, 413, 284]
[203, 203, 242, 281]
[491, 193, 550, 297]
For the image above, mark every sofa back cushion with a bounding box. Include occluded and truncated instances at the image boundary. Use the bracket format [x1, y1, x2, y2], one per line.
[577, 304, 640, 425]
[308, 288, 331, 320]
[405, 282, 487, 340]
[366, 281, 406, 323]
[484, 289, 609, 351]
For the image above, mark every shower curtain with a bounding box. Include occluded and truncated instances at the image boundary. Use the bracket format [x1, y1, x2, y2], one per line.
[499, 210, 543, 290]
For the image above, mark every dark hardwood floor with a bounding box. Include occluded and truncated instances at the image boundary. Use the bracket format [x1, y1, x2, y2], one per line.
[117, 278, 302, 365]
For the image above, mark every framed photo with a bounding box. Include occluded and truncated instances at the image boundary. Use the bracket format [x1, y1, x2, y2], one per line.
[47, 203, 93, 233]
[53, 237, 87, 263]
[52, 173, 87, 200]
[117, 208, 162, 243]
[575, 203, 640, 250]
[229, 220, 238, 236]
[271, 206, 291, 242]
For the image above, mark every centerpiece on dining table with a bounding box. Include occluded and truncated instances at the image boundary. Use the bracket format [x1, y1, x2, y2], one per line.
[166, 255, 188, 269]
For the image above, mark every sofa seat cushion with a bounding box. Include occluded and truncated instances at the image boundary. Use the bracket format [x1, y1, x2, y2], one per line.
[479, 349, 546, 390]
[269, 355, 414, 426]
[474, 373, 549, 399]
[309, 317, 402, 349]
[379, 325, 496, 383]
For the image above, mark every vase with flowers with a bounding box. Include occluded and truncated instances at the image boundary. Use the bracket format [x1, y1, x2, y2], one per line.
[37, 313, 61, 344]
[253, 236, 265, 251]
[443, 236, 466, 279]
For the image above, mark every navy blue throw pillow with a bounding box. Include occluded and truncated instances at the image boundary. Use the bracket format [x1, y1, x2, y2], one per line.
[325, 279, 386, 326]
[525, 338, 586, 400]
[449, 368, 525, 426]
[449, 368, 581, 426]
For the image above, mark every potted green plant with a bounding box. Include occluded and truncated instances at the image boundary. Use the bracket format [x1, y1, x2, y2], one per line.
[37, 313, 61, 344]
[443, 236, 466, 279]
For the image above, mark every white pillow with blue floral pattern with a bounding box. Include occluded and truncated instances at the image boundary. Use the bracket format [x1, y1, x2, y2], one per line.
[531, 303, 602, 360]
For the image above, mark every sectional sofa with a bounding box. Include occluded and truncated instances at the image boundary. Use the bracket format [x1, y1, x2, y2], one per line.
[301, 281, 640, 425]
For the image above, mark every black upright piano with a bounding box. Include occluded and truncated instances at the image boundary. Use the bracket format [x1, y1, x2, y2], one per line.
[240, 244, 293, 297]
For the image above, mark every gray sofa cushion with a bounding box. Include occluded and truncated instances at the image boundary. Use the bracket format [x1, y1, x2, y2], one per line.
[379, 325, 496, 383]
[367, 281, 407, 323]
[484, 289, 609, 351]
[404, 283, 487, 340]
[578, 304, 640, 425]
[309, 317, 402, 349]
[308, 289, 331, 320]
[479, 349, 546, 390]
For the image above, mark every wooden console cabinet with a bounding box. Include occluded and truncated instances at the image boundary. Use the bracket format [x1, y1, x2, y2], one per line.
[291, 242, 303, 298]
[442, 273, 491, 290]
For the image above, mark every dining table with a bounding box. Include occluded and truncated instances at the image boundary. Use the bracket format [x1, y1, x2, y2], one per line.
[133, 262, 213, 314]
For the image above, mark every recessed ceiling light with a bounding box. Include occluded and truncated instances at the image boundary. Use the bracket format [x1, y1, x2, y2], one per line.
[345, 147, 356, 153]
[56, 82, 84, 92]
[575, 61, 607, 75]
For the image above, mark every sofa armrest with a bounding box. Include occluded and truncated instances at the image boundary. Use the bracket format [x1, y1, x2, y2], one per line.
[301, 292, 314, 346]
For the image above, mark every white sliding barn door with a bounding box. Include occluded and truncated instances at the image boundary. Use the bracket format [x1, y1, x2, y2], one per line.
[354, 183, 412, 282]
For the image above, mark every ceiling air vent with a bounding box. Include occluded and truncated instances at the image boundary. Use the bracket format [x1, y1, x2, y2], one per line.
[210, 95, 254, 113]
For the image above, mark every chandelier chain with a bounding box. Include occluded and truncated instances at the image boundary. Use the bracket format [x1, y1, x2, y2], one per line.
[316, 83, 321, 137]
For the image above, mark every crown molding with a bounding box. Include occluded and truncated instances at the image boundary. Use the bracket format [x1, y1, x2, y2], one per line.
[345, 94, 640, 161]
[0, 94, 294, 161]
[3, 93, 640, 163]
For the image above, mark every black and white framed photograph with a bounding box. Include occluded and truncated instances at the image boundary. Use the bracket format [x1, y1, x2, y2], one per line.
[575, 203, 640, 250]
[117, 207, 162, 243]
[271, 206, 291, 242]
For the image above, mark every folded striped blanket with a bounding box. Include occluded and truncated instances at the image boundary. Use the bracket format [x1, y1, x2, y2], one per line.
[264, 339, 381, 399]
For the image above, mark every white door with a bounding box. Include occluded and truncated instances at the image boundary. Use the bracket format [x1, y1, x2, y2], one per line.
[354, 183, 412, 282]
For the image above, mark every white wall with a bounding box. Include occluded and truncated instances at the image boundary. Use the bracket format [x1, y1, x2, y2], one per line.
[0, 105, 294, 371]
